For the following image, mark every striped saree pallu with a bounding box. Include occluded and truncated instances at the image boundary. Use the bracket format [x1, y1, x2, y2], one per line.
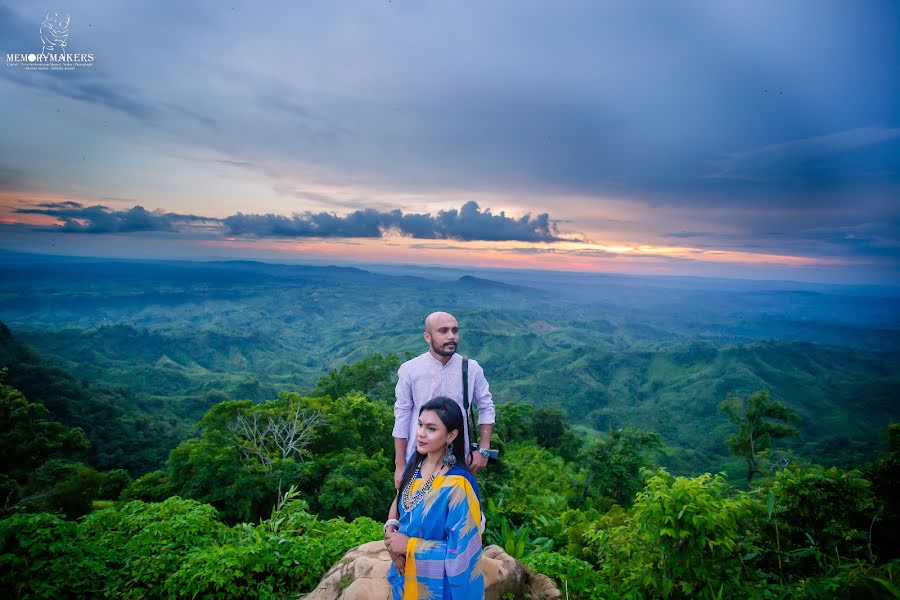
[388, 466, 484, 600]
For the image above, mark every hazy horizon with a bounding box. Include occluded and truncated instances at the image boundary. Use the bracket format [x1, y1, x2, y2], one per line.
[4, 248, 900, 296]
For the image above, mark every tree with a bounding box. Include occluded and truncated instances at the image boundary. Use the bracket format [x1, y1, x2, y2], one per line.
[97, 468, 132, 500]
[0, 323, 178, 474]
[120, 470, 175, 503]
[493, 402, 536, 445]
[719, 390, 798, 488]
[0, 372, 90, 514]
[312, 352, 401, 403]
[313, 450, 394, 520]
[580, 427, 662, 508]
[533, 407, 567, 450]
[27, 459, 102, 519]
[228, 404, 321, 469]
[298, 391, 393, 457]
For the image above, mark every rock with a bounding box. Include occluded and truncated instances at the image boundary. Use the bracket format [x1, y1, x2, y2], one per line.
[301, 541, 561, 600]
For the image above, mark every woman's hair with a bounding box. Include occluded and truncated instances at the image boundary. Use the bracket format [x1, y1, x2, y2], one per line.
[397, 396, 468, 499]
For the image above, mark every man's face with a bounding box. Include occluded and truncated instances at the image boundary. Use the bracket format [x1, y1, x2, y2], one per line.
[425, 315, 459, 357]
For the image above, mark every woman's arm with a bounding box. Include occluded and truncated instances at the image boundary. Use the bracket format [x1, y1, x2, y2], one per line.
[389, 496, 400, 519]
[384, 495, 405, 572]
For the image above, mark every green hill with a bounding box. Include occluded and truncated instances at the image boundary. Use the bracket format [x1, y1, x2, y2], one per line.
[1, 255, 897, 474]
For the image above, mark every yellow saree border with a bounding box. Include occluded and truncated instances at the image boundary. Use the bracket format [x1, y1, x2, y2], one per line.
[403, 537, 419, 600]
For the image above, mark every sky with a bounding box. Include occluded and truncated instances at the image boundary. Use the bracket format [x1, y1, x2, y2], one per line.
[1, 1, 898, 284]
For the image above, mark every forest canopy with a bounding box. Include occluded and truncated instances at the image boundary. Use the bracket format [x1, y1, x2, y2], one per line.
[1, 257, 898, 598]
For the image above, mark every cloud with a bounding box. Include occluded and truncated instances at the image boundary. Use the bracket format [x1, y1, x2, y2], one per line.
[705, 127, 900, 184]
[3, 67, 157, 122]
[15, 200, 564, 242]
[0, 166, 28, 189]
[15, 202, 218, 233]
[663, 231, 718, 239]
[224, 201, 562, 242]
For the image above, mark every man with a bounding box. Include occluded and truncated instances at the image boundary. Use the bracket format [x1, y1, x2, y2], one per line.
[392, 311, 496, 489]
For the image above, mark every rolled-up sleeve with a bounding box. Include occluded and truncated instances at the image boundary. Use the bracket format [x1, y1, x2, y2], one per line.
[393, 363, 413, 438]
[471, 361, 495, 425]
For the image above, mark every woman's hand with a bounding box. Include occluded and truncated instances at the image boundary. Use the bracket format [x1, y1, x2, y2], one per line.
[384, 530, 408, 572]
[388, 548, 405, 573]
[385, 531, 410, 558]
[383, 524, 398, 550]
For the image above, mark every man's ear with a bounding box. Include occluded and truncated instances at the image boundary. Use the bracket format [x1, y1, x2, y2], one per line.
[423, 331, 431, 344]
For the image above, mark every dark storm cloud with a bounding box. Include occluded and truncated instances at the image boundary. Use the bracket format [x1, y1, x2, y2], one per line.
[702, 127, 900, 194]
[224, 201, 561, 242]
[18, 200, 562, 242]
[208, 1, 900, 207]
[659, 214, 900, 266]
[16, 202, 217, 233]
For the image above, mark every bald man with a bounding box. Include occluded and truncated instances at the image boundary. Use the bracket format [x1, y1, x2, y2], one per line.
[392, 311, 496, 489]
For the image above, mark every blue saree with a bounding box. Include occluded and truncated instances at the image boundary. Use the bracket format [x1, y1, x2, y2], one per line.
[388, 464, 484, 599]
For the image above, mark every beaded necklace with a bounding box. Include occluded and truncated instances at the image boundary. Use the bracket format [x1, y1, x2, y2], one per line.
[401, 461, 443, 512]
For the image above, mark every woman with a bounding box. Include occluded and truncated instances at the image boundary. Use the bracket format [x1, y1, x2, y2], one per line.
[383, 396, 484, 599]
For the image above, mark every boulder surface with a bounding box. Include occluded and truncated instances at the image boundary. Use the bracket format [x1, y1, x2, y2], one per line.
[301, 541, 561, 600]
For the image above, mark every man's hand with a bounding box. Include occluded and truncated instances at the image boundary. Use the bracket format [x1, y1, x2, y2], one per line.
[467, 449, 488, 474]
[394, 465, 405, 490]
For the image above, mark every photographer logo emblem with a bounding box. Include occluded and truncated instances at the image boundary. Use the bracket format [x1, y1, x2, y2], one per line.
[6, 10, 95, 71]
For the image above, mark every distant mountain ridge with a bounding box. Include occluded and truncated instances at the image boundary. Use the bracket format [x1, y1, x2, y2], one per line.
[1, 254, 898, 474]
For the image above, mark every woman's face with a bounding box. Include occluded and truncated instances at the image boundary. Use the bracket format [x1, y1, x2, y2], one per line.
[416, 409, 457, 456]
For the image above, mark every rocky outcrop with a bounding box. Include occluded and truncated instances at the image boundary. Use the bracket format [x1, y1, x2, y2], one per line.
[301, 541, 561, 600]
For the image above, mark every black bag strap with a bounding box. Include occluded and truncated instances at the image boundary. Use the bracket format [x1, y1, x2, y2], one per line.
[462, 358, 478, 447]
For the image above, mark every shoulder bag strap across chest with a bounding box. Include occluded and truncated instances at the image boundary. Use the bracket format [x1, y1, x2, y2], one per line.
[461, 357, 478, 445]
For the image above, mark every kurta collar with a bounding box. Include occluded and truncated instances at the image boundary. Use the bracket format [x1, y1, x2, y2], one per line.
[426, 351, 460, 369]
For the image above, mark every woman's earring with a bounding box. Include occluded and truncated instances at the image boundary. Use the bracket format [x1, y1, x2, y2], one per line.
[443, 441, 456, 466]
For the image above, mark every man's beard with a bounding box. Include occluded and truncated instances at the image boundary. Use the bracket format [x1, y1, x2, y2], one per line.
[431, 340, 457, 357]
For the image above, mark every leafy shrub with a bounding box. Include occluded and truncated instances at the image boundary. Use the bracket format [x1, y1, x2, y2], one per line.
[167, 499, 382, 598]
[785, 558, 900, 599]
[763, 464, 875, 579]
[483, 504, 552, 559]
[120, 469, 175, 502]
[312, 352, 401, 403]
[0, 512, 90, 598]
[522, 551, 610, 600]
[79, 497, 227, 598]
[483, 443, 576, 525]
[583, 469, 754, 599]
